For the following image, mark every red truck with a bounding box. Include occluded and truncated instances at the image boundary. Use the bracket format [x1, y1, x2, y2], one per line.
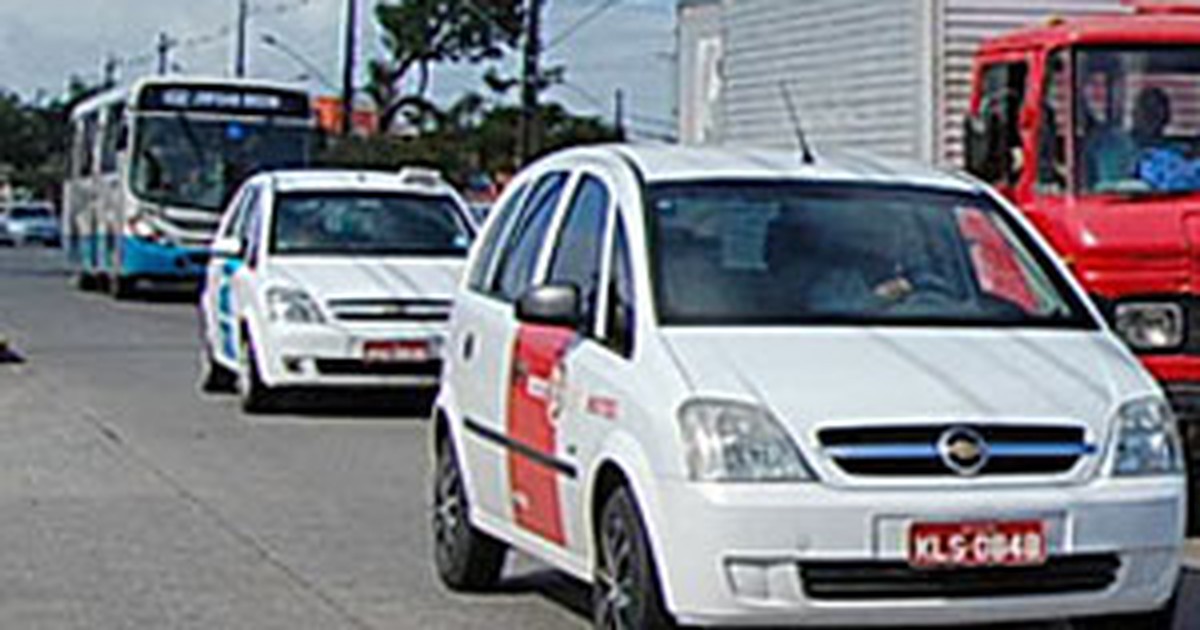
[965, 2, 1200, 529]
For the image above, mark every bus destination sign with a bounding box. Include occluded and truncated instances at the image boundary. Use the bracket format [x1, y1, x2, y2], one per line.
[137, 84, 311, 118]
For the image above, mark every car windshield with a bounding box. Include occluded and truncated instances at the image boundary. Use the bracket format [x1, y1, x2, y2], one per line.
[647, 181, 1095, 328]
[131, 116, 312, 211]
[9, 206, 52, 220]
[271, 192, 473, 257]
[1077, 46, 1200, 195]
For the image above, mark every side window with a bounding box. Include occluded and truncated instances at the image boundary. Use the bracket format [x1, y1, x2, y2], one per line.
[74, 114, 98, 178]
[976, 62, 1029, 186]
[491, 173, 569, 302]
[604, 216, 636, 358]
[467, 183, 528, 293]
[99, 103, 126, 175]
[1038, 51, 1069, 193]
[546, 175, 611, 335]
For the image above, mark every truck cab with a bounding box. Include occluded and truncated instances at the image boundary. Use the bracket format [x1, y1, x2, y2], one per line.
[965, 4, 1200, 530]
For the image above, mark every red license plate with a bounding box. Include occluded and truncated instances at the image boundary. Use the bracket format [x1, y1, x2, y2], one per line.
[363, 340, 431, 363]
[908, 520, 1047, 569]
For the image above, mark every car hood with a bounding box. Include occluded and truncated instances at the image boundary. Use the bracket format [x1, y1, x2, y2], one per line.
[661, 327, 1157, 441]
[268, 257, 465, 302]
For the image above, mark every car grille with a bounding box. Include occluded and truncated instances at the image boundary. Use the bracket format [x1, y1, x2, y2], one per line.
[326, 299, 452, 323]
[819, 424, 1094, 477]
[314, 359, 442, 377]
[799, 554, 1119, 600]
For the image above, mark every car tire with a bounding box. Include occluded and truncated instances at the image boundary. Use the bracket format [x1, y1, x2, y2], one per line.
[594, 487, 674, 630]
[200, 343, 238, 394]
[432, 436, 507, 591]
[237, 330, 276, 413]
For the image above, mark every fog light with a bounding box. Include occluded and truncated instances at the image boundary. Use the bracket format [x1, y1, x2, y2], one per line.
[283, 357, 304, 374]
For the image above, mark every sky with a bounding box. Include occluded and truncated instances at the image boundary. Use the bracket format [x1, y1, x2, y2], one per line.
[0, 0, 678, 139]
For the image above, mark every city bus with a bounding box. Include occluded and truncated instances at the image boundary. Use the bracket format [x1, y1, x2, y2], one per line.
[64, 77, 316, 297]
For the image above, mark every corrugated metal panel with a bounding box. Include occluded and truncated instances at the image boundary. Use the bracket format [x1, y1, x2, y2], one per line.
[939, 0, 1129, 166]
[720, 0, 932, 161]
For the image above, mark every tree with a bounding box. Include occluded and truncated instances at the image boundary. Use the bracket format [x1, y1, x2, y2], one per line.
[369, 0, 524, 132]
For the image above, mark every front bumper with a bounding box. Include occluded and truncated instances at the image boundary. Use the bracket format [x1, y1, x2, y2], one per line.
[255, 321, 446, 389]
[648, 477, 1185, 627]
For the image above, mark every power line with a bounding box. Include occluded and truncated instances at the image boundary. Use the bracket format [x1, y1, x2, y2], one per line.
[546, 0, 623, 51]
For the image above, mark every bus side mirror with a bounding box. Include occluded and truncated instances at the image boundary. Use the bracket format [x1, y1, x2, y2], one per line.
[211, 237, 243, 260]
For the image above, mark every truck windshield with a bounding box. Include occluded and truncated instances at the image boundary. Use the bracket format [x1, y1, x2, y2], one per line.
[271, 192, 473, 257]
[647, 182, 1095, 329]
[130, 116, 312, 211]
[1077, 46, 1200, 195]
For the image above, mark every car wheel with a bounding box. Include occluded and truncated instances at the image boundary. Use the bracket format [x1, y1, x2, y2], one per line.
[200, 343, 237, 394]
[594, 487, 674, 630]
[237, 330, 275, 413]
[432, 436, 507, 591]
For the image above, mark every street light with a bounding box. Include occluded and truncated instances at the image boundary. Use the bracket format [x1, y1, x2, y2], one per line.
[260, 33, 337, 91]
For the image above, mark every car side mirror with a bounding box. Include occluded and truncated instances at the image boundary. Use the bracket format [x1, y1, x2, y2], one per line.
[211, 237, 243, 260]
[516, 284, 582, 329]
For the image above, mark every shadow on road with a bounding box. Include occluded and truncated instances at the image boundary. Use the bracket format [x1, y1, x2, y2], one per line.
[259, 388, 437, 420]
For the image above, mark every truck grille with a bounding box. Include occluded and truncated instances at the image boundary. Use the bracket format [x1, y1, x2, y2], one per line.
[819, 424, 1095, 477]
[799, 554, 1119, 601]
[326, 299, 452, 322]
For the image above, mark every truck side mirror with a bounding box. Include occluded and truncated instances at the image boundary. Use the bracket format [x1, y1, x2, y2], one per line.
[211, 237, 243, 260]
[963, 115, 993, 179]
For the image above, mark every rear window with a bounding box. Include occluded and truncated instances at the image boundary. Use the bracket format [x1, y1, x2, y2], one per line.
[270, 192, 472, 257]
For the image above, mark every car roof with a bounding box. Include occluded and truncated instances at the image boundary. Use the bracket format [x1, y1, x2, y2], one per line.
[260, 169, 462, 198]
[555, 144, 982, 194]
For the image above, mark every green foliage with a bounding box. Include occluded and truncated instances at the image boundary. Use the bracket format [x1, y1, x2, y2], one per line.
[0, 76, 103, 201]
[321, 95, 622, 186]
[369, 0, 524, 131]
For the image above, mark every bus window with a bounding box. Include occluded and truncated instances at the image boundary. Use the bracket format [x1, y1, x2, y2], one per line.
[75, 113, 99, 178]
[100, 103, 126, 175]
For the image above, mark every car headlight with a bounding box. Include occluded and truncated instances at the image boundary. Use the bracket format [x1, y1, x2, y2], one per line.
[1114, 302, 1184, 350]
[266, 288, 325, 324]
[1112, 397, 1185, 477]
[678, 399, 816, 482]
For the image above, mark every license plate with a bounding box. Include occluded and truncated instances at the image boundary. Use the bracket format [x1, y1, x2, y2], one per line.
[908, 520, 1047, 569]
[363, 340, 432, 363]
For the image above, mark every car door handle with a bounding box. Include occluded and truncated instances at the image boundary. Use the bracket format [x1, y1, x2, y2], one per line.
[462, 333, 476, 362]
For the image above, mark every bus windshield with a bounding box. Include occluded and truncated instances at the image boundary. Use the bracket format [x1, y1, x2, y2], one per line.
[131, 116, 312, 211]
[1076, 46, 1200, 195]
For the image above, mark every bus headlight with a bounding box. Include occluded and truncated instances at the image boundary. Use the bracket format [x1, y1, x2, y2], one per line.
[1112, 397, 1185, 477]
[128, 207, 167, 244]
[266, 288, 325, 325]
[1114, 302, 1184, 350]
[678, 399, 816, 483]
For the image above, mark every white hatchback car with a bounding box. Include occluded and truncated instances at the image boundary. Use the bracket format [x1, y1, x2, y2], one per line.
[431, 146, 1186, 628]
[199, 169, 475, 412]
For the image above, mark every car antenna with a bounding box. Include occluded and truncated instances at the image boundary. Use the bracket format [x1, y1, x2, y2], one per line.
[779, 81, 816, 165]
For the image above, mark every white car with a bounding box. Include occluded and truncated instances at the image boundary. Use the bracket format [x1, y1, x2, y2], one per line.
[431, 146, 1186, 628]
[199, 169, 476, 412]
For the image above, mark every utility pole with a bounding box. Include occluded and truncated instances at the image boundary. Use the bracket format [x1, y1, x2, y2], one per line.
[614, 88, 626, 139]
[518, 0, 544, 164]
[102, 55, 119, 89]
[235, 0, 249, 77]
[157, 33, 177, 75]
[340, 0, 358, 136]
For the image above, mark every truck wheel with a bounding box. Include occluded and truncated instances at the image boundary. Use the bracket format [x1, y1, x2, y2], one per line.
[75, 271, 98, 292]
[432, 437, 507, 591]
[108, 275, 137, 300]
[237, 332, 275, 413]
[200, 344, 237, 394]
[594, 487, 674, 630]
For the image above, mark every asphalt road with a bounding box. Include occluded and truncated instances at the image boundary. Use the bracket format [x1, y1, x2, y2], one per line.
[0, 246, 1195, 630]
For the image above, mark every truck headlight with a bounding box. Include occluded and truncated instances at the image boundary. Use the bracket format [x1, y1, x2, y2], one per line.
[1114, 302, 1184, 350]
[678, 399, 816, 482]
[266, 288, 325, 324]
[1112, 397, 1185, 477]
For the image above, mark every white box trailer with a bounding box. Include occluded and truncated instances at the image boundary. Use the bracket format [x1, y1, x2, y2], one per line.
[679, 0, 1130, 166]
